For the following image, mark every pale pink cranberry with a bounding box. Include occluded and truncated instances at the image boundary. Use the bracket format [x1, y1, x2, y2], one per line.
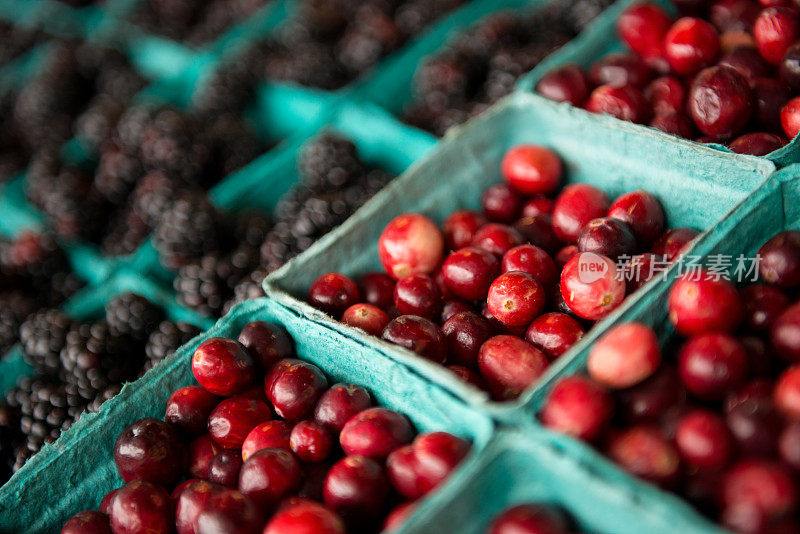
[588, 322, 661, 389]
[378, 213, 444, 280]
[478, 336, 549, 400]
[774, 365, 800, 418]
[606, 425, 681, 486]
[560, 252, 626, 321]
[541, 375, 612, 441]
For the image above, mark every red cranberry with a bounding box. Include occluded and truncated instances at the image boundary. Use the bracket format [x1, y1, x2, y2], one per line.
[290, 420, 333, 463]
[175, 480, 225, 534]
[308, 273, 360, 317]
[109, 481, 173, 534]
[754, 7, 799, 64]
[114, 418, 187, 485]
[711, 0, 760, 31]
[165, 386, 219, 436]
[471, 223, 525, 256]
[442, 210, 486, 250]
[664, 17, 720, 75]
[378, 213, 444, 279]
[381, 315, 447, 363]
[192, 337, 254, 397]
[441, 311, 493, 368]
[487, 271, 546, 327]
[652, 227, 699, 260]
[441, 299, 473, 322]
[357, 272, 395, 310]
[780, 42, 800, 91]
[585, 84, 650, 123]
[189, 434, 221, 479]
[441, 247, 500, 301]
[775, 365, 800, 417]
[729, 131, 786, 154]
[99, 489, 117, 515]
[386, 445, 423, 499]
[524, 313, 585, 361]
[393, 274, 441, 320]
[618, 365, 684, 424]
[238, 448, 301, 506]
[536, 64, 591, 106]
[606, 425, 681, 486]
[264, 501, 345, 534]
[383, 502, 417, 532]
[740, 335, 775, 377]
[752, 77, 791, 133]
[590, 53, 654, 88]
[554, 245, 579, 269]
[61, 511, 111, 534]
[314, 383, 372, 433]
[340, 407, 413, 459]
[668, 271, 743, 335]
[237, 321, 293, 371]
[502, 244, 557, 289]
[560, 252, 626, 321]
[759, 230, 800, 287]
[689, 66, 753, 139]
[726, 392, 782, 456]
[675, 409, 733, 470]
[514, 215, 562, 254]
[624, 252, 665, 292]
[541, 376, 612, 441]
[650, 112, 696, 137]
[323, 456, 390, 527]
[242, 421, 293, 460]
[719, 46, 773, 80]
[782, 95, 800, 138]
[722, 460, 798, 519]
[478, 335, 549, 400]
[393, 432, 470, 497]
[341, 303, 390, 336]
[606, 190, 664, 248]
[741, 284, 790, 332]
[522, 196, 555, 217]
[208, 450, 243, 487]
[679, 333, 747, 400]
[577, 217, 638, 262]
[588, 322, 661, 389]
[645, 76, 686, 115]
[195, 488, 263, 534]
[780, 421, 800, 470]
[447, 365, 485, 387]
[266, 359, 328, 421]
[552, 184, 610, 244]
[772, 303, 800, 362]
[488, 503, 571, 534]
[617, 2, 673, 58]
[482, 183, 524, 223]
[501, 145, 563, 195]
[208, 397, 271, 449]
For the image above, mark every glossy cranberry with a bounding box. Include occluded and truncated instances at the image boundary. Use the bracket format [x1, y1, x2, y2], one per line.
[759, 230, 800, 287]
[514, 215, 562, 254]
[741, 284, 790, 332]
[266, 359, 328, 421]
[323, 455, 390, 527]
[441, 299, 473, 322]
[109, 481, 173, 534]
[189, 434, 221, 479]
[740, 336, 775, 377]
[752, 77, 791, 133]
[585, 84, 651, 123]
[536, 64, 591, 106]
[775, 365, 800, 417]
[552, 184, 610, 244]
[618, 365, 684, 424]
[729, 131, 786, 154]
[591, 53, 654, 88]
[679, 333, 747, 400]
[392, 274, 442, 320]
[385, 445, 423, 499]
[242, 421, 293, 460]
[487, 271, 546, 327]
[441, 311, 493, 368]
[668, 271, 743, 335]
[205, 450, 243, 487]
[772, 303, 800, 363]
[652, 227, 699, 260]
[357, 272, 395, 310]
[114, 418, 187, 485]
[541, 375, 612, 441]
[440, 247, 499, 301]
[522, 196, 555, 217]
[607, 425, 681, 486]
[237, 321, 293, 371]
[192, 337, 254, 397]
[690, 66, 753, 139]
[524, 313, 584, 361]
[719, 46, 773, 81]
[577, 217, 638, 262]
[378, 213, 444, 279]
[341, 303, 390, 336]
[381, 315, 447, 363]
[645, 76, 686, 115]
[650, 112, 696, 137]
[238, 448, 301, 506]
[447, 365, 485, 387]
[725, 392, 782, 456]
[195, 488, 262, 534]
[780, 42, 800, 91]
[164, 386, 219, 436]
[482, 183, 524, 223]
[471, 223, 525, 256]
[339, 407, 413, 459]
[264, 501, 345, 534]
[711, 0, 760, 31]
[554, 245, 579, 269]
[624, 252, 666, 292]
[478, 336, 549, 400]
[501, 145, 563, 196]
[314, 383, 372, 433]
[442, 210, 486, 250]
[61, 511, 111, 534]
[560, 252, 626, 321]
[780, 422, 800, 471]
[488, 503, 571, 534]
[588, 322, 661, 389]
[617, 2, 673, 58]
[675, 409, 733, 470]
[413, 432, 470, 494]
[500, 245, 556, 288]
[754, 7, 799, 64]
[664, 17, 721, 75]
[308, 273, 360, 317]
[290, 420, 333, 463]
[208, 397, 271, 449]
[175, 481, 224, 534]
[383, 502, 417, 532]
[99, 489, 118, 515]
[722, 460, 798, 519]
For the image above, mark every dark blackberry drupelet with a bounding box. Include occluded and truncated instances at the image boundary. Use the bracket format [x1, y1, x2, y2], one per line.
[101, 208, 152, 257]
[144, 320, 201, 371]
[138, 107, 201, 179]
[153, 191, 224, 269]
[129, 170, 186, 228]
[0, 292, 37, 356]
[86, 384, 122, 413]
[192, 61, 258, 118]
[298, 133, 365, 192]
[93, 142, 144, 205]
[74, 95, 126, 151]
[105, 293, 165, 342]
[197, 113, 263, 186]
[19, 309, 74, 376]
[175, 247, 258, 317]
[225, 269, 268, 313]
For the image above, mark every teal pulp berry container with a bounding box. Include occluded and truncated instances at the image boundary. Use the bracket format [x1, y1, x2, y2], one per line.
[514, 0, 800, 167]
[264, 90, 775, 422]
[0, 297, 495, 534]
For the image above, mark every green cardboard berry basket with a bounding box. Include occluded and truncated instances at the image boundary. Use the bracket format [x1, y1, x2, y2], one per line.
[264, 90, 775, 423]
[0, 296, 495, 534]
[514, 0, 800, 167]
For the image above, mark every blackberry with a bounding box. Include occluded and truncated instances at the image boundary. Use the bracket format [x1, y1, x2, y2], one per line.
[101, 208, 151, 257]
[86, 384, 122, 413]
[114, 106, 156, 155]
[224, 268, 267, 313]
[138, 107, 197, 175]
[262, 40, 349, 90]
[19, 309, 75, 376]
[0, 292, 36, 356]
[233, 211, 273, 249]
[260, 222, 304, 272]
[298, 133, 365, 192]
[144, 320, 201, 371]
[105, 293, 165, 342]
[130, 170, 186, 228]
[153, 191, 224, 269]
[93, 142, 144, 205]
[74, 95, 126, 151]
[197, 113, 263, 185]
[192, 60, 257, 118]
[175, 248, 257, 317]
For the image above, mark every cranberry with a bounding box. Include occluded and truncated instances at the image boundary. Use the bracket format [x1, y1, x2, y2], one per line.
[381, 315, 447, 363]
[501, 244, 556, 287]
[383, 502, 417, 532]
[668, 271, 743, 335]
[442, 311, 493, 368]
[585, 84, 650, 123]
[606, 425, 680, 486]
[290, 420, 333, 463]
[740, 335, 775, 377]
[392, 274, 442, 320]
[605, 191, 664, 249]
[314, 383, 372, 433]
[471, 223, 525, 256]
[175, 481, 224, 534]
[772, 303, 800, 362]
[308, 273, 360, 317]
[378, 213, 444, 279]
[541, 376, 612, 441]
[719, 46, 773, 80]
[741, 284, 790, 332]
[109, 481, 173, 534]
[99, 489, 117, 515]
[645, 76, 686, 115]
[482, 183, 524, 223]
[266, 359, 328, 421]
[780, 421, 800, 470]
[675, 409, 733, 470]
[577, 217, 638, 262]
[588, 322, 661, 389]
[514, 215, 562, 254]
[297, 463, 331, 501]
[590, 53, 654, 88]
[208, 397, 271, 449]
[522, 196, 555, 217]
[560, 252, 626, 321]
[61, 511, 111, 534]
[488, 504, 571, 534]
[341, 303, 390, 336]
[652, 227, 699, 260]
[340, 407, 413, 458]
[501, 145, 563, 195]
[114, 418, 187, 485]
[524, 313, 584, 361]
[775, 365, 800, 417]
[323, 455, 390, 527]
[618, 365, 684, 423]
[617, 2, 673, 58]
[237, 321, 293, 371]
[552, 184, 610, 244]
[478, 335, 549, 400]
[442, 210, 486, 250]
[189, 434, 221, 479]
[689, 66, 753, 139]
[722, 460, 798, 519]
[554, 245, 579, 268]
[726, 393, 782, 456]
[194, 488, 262, 534]
[486, 271, 546, 327]
[357, 272, 395, 310]
[664, 17, 721, 74]
[679, 333, 747, 400]
[624, 252, 665, 292]
[388, 432, 469, 499]
[536, 64, 591, 106]
[752, 77, 791, 133]
[440, 247, 499, 301]
[164, 386, 219, 436]
[192, 337, 254, 396]
[238, 448, 302, 506]
[441, 299, 473, 322]
[208, 450, 243, 487]
[754, 7, 799, 64]
[242, 421, 293, 460]
[711, 0, 760, 31]
[650, 112, 696, 137]
[448, 365, 485, 387]
[264, 501, 345, 534]
[729, 131, 786, 154]
[780, 42, 800, 90]
[385, 445, 423, 499]
[759, 230, 800, 287]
